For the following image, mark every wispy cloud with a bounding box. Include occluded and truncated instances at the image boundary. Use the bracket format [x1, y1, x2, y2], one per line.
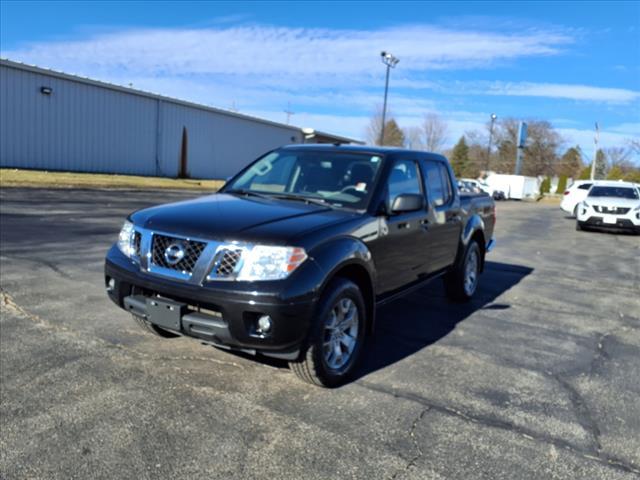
[484, 81, 640, 103]
[1, 24, 573, 77]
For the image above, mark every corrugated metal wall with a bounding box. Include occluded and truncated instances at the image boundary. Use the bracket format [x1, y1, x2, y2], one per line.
[0, 61, 302, 179]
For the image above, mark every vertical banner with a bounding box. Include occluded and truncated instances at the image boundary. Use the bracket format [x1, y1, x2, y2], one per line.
[517, 122, 528, 148]
[514, 121, 528, 175]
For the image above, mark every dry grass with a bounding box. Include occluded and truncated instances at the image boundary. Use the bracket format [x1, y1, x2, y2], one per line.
[0, 169, 225, 191]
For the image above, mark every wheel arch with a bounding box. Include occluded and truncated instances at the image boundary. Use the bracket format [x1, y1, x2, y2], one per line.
[453, 215, 487, 272]
[326, 262, 376, 336]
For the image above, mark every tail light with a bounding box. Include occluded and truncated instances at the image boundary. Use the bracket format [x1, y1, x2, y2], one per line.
[564, 191, 570, 195]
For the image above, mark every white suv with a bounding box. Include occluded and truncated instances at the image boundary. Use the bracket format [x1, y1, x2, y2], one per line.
[560, 180, 596, 217]
[575, 181, 640, 234]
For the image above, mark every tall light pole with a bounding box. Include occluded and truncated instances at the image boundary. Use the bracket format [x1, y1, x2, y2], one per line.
[379, 51, 399, 146]
[486, 113, 497, 173]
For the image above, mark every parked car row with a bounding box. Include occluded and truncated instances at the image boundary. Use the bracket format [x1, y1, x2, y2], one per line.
[457, 174, 541, 201]
[562, 180, 640, 234]
[457, 178, 506, 200]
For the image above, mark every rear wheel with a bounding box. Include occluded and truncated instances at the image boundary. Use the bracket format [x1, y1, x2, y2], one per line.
[290, 278, 366, 387]
[132, 314, 180, 338]
[572, 204, 579, 218]
[444, 240, 481, 302]
[576, 221, 584, 231]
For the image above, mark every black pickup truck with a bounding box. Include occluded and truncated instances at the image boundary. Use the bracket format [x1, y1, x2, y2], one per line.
[105, 145, 495, 386]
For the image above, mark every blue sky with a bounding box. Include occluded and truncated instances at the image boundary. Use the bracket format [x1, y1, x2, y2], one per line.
[1, 1, 639, 160]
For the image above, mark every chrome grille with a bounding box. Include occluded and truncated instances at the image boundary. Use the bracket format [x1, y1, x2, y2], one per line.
[594, 206, 630, 214]
[212, 248, 243, 277]
[151, 234, 206, 274]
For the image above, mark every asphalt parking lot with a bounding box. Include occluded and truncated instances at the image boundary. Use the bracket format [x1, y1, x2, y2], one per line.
[1, 187, 639, 479]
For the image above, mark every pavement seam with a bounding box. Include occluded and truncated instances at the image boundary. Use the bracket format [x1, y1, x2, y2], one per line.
[355, 380, 640, 476]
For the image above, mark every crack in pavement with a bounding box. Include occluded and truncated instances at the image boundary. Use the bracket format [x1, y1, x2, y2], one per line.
[0, 287, 248, 370]
[388, 407, 429, 480]
[550, 373, 602, 454]
[355, 380, 640, 476]
[0, 254, 74, 280]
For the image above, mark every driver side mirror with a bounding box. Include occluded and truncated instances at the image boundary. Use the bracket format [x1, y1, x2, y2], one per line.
[391, 193, 424, 214]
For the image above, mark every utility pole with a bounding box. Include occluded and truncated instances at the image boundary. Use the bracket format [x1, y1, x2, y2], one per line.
[590, 122, 600, 180]
[284, 102, 295, 125]
[486, 113, 497, 173]
[379, 51, 399, 146]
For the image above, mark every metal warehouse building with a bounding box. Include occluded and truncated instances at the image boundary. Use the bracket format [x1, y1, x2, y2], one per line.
[0, 59, 360, 179]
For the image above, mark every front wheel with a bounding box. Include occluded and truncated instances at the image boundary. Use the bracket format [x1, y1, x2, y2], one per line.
[444, 241, 482, 302]
[290, 278, 366, 387]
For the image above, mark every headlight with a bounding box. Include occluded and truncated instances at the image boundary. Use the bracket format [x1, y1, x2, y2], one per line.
[236, 245, 307, 281]
[117, 220, 136, 258]
[634, 204, 640, 211]
[582, 201, 590, 208]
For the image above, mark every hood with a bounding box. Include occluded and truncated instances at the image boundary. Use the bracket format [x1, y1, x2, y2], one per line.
[130, 193, 355, 243]
[588, 197, 640, 208]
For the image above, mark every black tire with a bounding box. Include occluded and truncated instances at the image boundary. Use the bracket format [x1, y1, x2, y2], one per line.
[132, 314, 180, 338]
[576, 221, 584, 231]
[572, 204, 579, 218]
[290, 278, 366, 387]
[444, 240, 482, 303]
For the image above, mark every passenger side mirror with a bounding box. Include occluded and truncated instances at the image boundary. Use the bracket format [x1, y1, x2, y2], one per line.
[391, 193, 424, 213]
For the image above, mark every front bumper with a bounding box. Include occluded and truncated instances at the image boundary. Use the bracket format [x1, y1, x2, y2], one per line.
[576, 205, 640, 233]
[105, 245, 325, 360]
[578, 216, 640, 233]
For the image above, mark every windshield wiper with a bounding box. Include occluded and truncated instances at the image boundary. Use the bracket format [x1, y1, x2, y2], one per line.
[225, 189, 273, 200]
[270, 193, 332, 208]
[227, 189, 333, 208]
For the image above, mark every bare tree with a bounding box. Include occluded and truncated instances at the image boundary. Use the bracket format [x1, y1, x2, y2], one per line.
[365, 108, 384, 146]
[365, 107, 404, 146]
[464, 129, 489, 175]
[605, 147, 632, 169]
[627, 138, 640, 154]
[422, 113, 448, 153]
[403, 126, 424, 150]
[494, 118, 562, 176]
[606, 147, 631, 165]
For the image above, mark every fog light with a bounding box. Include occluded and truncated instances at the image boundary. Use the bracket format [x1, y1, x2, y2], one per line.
[107, 277, 115, 292]
[257, 315, 273, 334]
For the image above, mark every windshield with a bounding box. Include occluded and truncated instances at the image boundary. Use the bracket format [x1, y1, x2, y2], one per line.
[588, 186, 639, 199]
[224, 150, 384, 209]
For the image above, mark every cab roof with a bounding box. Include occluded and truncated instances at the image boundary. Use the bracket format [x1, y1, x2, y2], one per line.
[280, 143, 447, 160]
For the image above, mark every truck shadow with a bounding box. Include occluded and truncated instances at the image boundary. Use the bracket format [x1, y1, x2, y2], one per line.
[352, 261, 533, 383]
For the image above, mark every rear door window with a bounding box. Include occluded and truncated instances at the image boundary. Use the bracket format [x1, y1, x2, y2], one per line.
[578, 183, 592, 190]
[438, 164, 453, 204]
[422, 161, 447, 206]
